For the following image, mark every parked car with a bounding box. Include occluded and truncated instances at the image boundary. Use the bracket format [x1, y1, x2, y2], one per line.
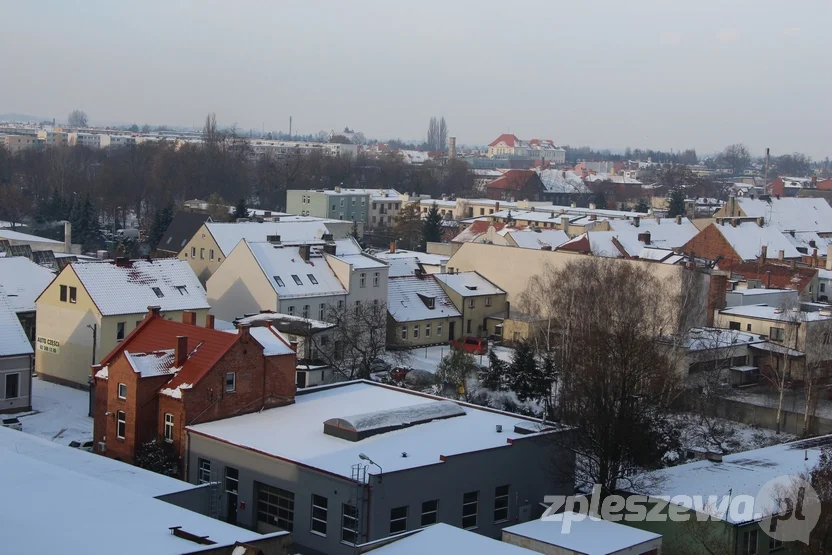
[451, 337, 488, 355]
[390, 367, 410, 381]
[1, 418, 22, 432]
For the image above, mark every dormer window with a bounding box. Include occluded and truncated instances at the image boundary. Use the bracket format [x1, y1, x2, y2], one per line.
[417, 294, 436, 309]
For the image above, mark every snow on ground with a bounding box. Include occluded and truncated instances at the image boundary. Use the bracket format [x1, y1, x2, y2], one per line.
[388, 344, 513, 374]
[16, 378, 93, 446]
[671, 412, 794, 461]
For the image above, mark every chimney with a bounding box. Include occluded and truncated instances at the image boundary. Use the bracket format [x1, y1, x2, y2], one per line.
[589, 203, 596, 210]
[675, 215, 682, 225]
[561, 216, 569, 230]
[813, 249, 819, 268]
[757, 217, 764, 227]
[638, 231, 651, 245]
[237, 323, 251, 338]
[175, 336, 188, 367]
[182, 311, 196, 326]
[731, 219, 737, 227]
[827, 244, 832, 271]
[205, 314, 215, 329]
[289, 341, 298, 352]
[570, 202, 576, 208]
[495, 201, 500, 212]
[791, 259, 797, 270]
[147, 305, 161, 319]
[323, 243, 336, 255]
[633, 216, 640, 228]
[504, 301, 511, 320]
[707, 272, 729, 327]
[63, 221, 72, 254]
[449, 136, 456, 159]
[778, 250, 784, 261]
[266, 234, 281, 244]
[390, 240, 396, 254]
[299, 244, 311, 262]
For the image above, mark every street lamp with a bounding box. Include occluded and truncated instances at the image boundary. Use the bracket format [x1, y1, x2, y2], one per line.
[358, 453, 383, 482]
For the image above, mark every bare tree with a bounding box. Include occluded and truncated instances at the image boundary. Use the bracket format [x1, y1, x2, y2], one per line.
[760, 302, 804, 434]
[426, 117, 439, 151]
[67, 109, 88, 127]
[518, 258, 686, 497]
[717, 143, 750, 175]
[438, 117, 448, 152]
[801, 319, 832, 436]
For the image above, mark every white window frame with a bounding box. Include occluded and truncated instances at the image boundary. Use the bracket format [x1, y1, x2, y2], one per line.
[373, 272, 379, 286]
[401, 326, 407, 340]
[225, 372, 236, 392]
[311, 494, 328, 536]
[117, 383, 127, 399]
[360, 273, 366, 288]
[494, 485, 510, 523]
[486, 297, 492, 307]
[462, 491, 478, 530]
[164, 412, 174, 442]
[425, 323, 431, 338]
[197, 458, 211, 484]
[116, 411, 126, 439]
[437, 322, 443, 338]
[421, 500, 438, 527]
[389, 506, 408, 535]
[413, 325, 419, 338]
[468, 298, 475, 309]
[342, 503, 359, 545]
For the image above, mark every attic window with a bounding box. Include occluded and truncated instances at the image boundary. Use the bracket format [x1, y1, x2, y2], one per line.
[152, 287, 164, 298]
[274, 276, 285, 287]
[307, 274, 319, 285]
[175, 285, 188, 295]
[465, 285, 478, 291]
[417, 293, 436, 309]
[292, 274, 303, 286]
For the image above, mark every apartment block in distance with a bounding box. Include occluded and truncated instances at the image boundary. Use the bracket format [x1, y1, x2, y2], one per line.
[286, 187, 369, 224]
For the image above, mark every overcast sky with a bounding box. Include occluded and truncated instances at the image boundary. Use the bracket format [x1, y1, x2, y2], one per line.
[1, 0, 829, 158]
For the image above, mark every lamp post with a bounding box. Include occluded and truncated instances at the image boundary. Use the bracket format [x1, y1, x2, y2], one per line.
[358, 453, 383, 482]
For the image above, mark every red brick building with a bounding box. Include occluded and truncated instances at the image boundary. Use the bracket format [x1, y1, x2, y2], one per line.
[485, 170, 545, 201]
[92, 307, 296, 469]
[681, 221, 802, 271]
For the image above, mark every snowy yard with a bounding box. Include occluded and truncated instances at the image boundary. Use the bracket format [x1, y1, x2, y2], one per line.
[15, 378, 93, 446]
[672, 412, 794, 460]
[390, 344, 514, 374]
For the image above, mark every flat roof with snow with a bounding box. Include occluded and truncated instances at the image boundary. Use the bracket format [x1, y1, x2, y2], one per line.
[503, 514, 661, 555]
[188, 381, 558, 479]
[370, 523, 534, 555]
[434, 271, 505, 297]
[720, 304, 832, 322]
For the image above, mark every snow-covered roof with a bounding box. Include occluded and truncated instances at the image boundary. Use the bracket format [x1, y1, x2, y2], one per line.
[249, 326, 295, 356]
[0, 256, 55, 313]
[434, 272, 505, 297]
[0, 228, 63, 244]
[338, 187, 401, 199]
[387, 276, 461, 323]
[206, 220, 333, 255]
[370, 523, 533, 555]
[537, 169, 590, 194]
[506, 228, 569, 250]
[584, 173, 643, 185]
[736, 197, 832, 233]
[0, 441, 274, 553]
[245, 241, 347, 299]
[373, 249, 449, 267]
[387, 257, 423, 278]
[719, 304, 832, 322]
[635, 436, 832, 524]
[69, 259, 209, 316]
[534, 205, 647, 219]
[234, 311, 334, 332]
[0, 288, 33, 357]
[333, 252, 387, 269]
[188, 381, 559, 479]
[714, 222, 802, 261]
[664, 327, 766, 351]
[608, 217, 699, 249]
[125, 350, 176, 377]
[504, 513, 661, 555]
[419, 198, 457, 208]
[325, 401, 465, 434]
[784, 231, 832, 253]
[0, 425, 194, 497]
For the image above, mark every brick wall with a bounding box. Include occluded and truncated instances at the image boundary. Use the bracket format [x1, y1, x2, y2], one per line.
[682, 224, 743, 270]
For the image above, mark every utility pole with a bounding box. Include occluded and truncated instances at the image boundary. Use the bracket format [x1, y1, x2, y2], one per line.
[289, 116, 292, 140]
[764, 147, 770, 191]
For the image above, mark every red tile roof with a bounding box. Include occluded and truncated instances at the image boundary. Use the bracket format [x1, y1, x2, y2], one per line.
[486, 169, 539, 191]
[99, 313, 240, 391]
[488, 133, 520, 148]
[726, 261, 818, 293]
[556, 234, 592, 254]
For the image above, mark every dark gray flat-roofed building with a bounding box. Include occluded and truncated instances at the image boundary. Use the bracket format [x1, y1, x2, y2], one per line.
[186, 381, 574, 555]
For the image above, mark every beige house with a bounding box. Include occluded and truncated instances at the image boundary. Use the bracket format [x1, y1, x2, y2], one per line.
[387, 275, 462, 347]
[34, 259, 209, 388]
[434, 272, 507, 338]
[178, 220, 351, 285]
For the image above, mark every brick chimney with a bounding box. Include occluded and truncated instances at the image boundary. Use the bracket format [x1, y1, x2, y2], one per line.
[175, 336, 188, 367]
[298, 244, 311, 262]
[390, 240, 396, 254]
[827, 244, 832, 271]
[64, 222, 72, 254]
[707, 272, 729, 327]
[182, 311, 196, 326]
[633, 216, 640, 228]
[638, 231, 651, 245]
[675, 215, 682, 225]
[760, 245, 767, 262]
[778, 250, 784, 261]
[146, 305, 161, 319]
[205, 314, 215, 329]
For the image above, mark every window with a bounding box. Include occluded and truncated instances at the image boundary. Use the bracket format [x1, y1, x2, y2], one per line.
[197, 458, 211, 483]
[303, 305, 310, 318]
[822, 283, 827, 293]
[390, 506, 408, 535]
[401, 326, 407, 340]
[59, 284, 67, 302]
[373, 272, 379, 287]
[209, 249, 215, 260]
[117, 383, 127, 399]
[152, 286, 164, 298]
[226, 372, 236, 392]
[462, 491, 478, 529]
[485, 297, 492, 307]
[287, 306, 295, 316]
[494, 485, 510, 523]
[200, 248, 205, 259]
[258, 484, 295, 531]
[338, 299, 344, 309]
[175, 285, 188, 295]
[425, 323, 431, 338]
[360, 273, 366, 288]
[770, 327, 785, 341]
[292, 274, 303, 286]
[769, 537, 783, 551]
[747, 323, 752, 331]
[729, 321, 740, 330]
[69, 286, 77, 304]
[342, 504, 358, 545]
[372, 202, 377, 210]
[161, 412, 175, 442]
[437, 322, 442, 337]
[116, 411, 126, 439]
[311, 494, 328, 536]
[5, 373, 20, 399]
[116, 322, 125, 341]
[307, 274, 319, 285]
[468, 298, 475, 309]
[742, 529, 758, 554]
[467, 319, 472, 333]
[421, 500, 438, 527]
[191, 246, 196, 257]
[274, 276, 285, 287]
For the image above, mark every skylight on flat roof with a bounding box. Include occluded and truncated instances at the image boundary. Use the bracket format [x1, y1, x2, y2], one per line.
[323, 400, 466, 441]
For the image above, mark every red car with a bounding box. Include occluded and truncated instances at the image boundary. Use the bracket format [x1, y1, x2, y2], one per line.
[451, 337, 488, 355]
